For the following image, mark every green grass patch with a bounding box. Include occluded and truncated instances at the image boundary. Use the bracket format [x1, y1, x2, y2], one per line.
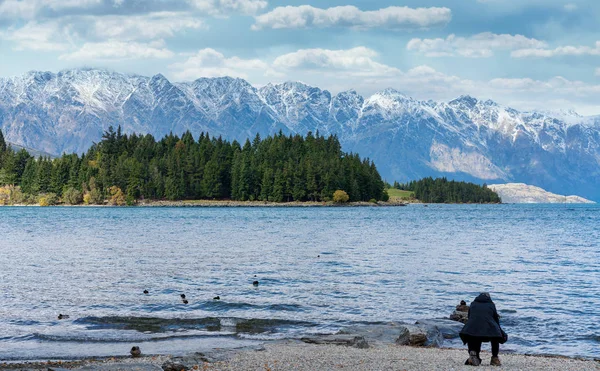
[386, 188, 415, 201]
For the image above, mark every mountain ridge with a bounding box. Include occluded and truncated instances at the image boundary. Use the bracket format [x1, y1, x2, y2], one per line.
[1, 68, 599, 200]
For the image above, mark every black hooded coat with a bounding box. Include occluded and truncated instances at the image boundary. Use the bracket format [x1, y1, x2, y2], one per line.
[459, 293, 504, 344]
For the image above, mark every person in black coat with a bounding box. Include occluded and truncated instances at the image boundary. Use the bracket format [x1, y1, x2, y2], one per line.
[459, 292, 507, 366]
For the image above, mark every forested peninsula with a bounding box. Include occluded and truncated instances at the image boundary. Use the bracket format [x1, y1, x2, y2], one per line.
[394, 178, 501, 204]
[0, 128, 388, 206]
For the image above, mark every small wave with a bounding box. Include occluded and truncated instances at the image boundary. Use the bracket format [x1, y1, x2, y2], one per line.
[575, 334, 600, 342]
[237, 332, 288, 340]
[266, 303, 305, 312]
[31, 331, 235, 343]
[197, 301, 260, 311]
[9, 319, 43, 326]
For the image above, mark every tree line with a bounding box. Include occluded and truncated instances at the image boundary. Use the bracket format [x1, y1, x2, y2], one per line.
[0, 127, 388, 205]
[393, 177, 501, 203]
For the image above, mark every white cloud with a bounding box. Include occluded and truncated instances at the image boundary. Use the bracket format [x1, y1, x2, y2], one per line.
[511, 41, 600, 58]
[168, 48, 271, 80]
[273, 47, 400, 76]
[0, 0, 101, 19]
[488, 76, 600, 99]
[0, 21, 72, 51]
[60, 40, 174, 61]
[564, 3, 578, 11]
[1, 10, 205, 52]
[167, 46, 600, 114]
[407, 32, 547, 58]
[189, 0, 268, 16]
[90, 12, 204, 41]
[252, 5, 451, 30]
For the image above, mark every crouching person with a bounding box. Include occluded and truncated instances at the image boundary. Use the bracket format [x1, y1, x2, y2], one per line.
[459, 292, 507, 366]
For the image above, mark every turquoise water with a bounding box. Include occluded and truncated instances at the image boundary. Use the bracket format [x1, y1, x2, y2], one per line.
[0, 205, 599, 360]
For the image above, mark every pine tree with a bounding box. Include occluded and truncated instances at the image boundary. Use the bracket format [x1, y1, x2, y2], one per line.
[0, 129, 7, 154]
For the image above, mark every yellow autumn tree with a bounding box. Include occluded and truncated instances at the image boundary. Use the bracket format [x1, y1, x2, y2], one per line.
[108, 186, 126, 206]
[333, 190, 350, 203]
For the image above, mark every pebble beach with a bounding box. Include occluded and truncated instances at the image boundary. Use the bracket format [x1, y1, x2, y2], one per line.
[1, 342, 599, 371]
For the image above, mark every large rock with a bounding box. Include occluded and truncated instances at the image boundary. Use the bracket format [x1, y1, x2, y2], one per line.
[415, 319, 464, 339]
[301, 334, 369, 349]
[449, 310, 469, 324]
[395, 324, 444, 347]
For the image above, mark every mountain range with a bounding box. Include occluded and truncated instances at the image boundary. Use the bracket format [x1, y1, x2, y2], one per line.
[1, 68, 599, 201]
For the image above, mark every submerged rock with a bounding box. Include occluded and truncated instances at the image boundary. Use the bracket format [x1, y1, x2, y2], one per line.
[340, 323, 406, 343]
[301, 334, 369, 349]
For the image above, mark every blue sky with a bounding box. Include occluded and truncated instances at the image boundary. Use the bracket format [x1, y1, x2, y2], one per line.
[1, 0, 599, 114]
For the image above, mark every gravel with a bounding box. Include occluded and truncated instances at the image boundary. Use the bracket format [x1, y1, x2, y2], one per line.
[203, 341, 600, 371]
[1, 343, 598, 370]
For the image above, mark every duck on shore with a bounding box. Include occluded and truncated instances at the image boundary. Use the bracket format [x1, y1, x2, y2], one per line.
[130, 346, 141, 358]
[456, 300, 470, 312]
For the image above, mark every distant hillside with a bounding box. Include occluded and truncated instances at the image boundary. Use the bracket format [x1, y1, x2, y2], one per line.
[488, 183, 595, 204]
[8, 142, 55, 158]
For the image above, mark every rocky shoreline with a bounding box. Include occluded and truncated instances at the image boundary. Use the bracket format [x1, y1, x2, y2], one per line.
[136, 200, 411, 207]
[1, 320, 598, 370]
[2, 200, 412, 208]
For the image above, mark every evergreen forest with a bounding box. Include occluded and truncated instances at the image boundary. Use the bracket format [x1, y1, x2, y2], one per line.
[0, 127, 387, 205]
[393, 177, 501, 204]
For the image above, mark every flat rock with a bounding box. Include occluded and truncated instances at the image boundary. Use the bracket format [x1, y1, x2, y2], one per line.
[339, 323, 407, 344]
[415, 319, 464, 339]
[301, 335, 369, 349]
[161, 353, 211, 371]
[75, 364, 162, 371]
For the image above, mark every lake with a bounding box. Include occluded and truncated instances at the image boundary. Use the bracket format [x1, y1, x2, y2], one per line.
[0, 204, 598, 360]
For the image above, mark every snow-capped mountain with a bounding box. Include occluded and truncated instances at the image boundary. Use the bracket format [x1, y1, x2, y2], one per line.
[1, 68, 599, 200]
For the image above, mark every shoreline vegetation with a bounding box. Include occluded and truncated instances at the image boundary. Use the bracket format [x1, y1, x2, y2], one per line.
[1, 199, 412, 207]
[0, 127, 501, 207]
